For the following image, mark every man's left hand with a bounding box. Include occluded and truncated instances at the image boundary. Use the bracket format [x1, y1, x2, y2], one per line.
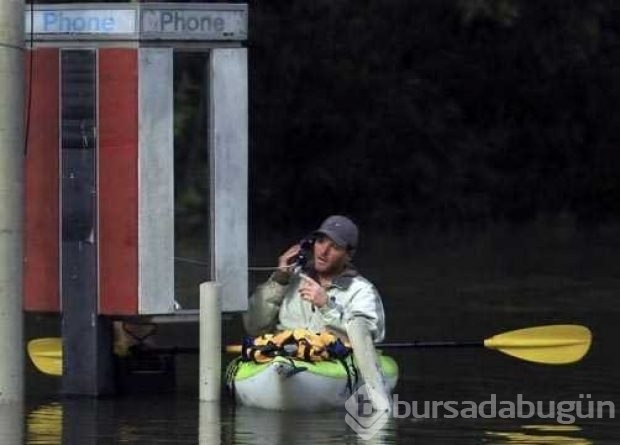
[299, 275, 328, 308]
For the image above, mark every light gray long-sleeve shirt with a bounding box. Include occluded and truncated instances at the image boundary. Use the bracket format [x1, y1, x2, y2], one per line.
[243, 269, 386, 342]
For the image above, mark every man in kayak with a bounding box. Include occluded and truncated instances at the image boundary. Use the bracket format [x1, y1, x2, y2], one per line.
[244, 215, 391, 413]
[243, 215, 386, 344]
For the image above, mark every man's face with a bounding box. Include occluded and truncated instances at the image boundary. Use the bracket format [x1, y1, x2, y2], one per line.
[313, 235, 349, 276]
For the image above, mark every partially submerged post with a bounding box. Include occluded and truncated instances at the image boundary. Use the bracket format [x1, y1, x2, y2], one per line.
[199, 400, 221, 444]
[0, 0, 25, 403]
[347, 318, 392, 415]
[199, 282, 221, 402]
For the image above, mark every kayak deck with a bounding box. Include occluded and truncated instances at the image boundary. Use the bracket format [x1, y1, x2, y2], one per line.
[226, 354, 398, 411]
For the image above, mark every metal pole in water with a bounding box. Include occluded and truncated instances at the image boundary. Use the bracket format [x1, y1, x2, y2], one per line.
[0, 0, 25, 403]
[199, 401, 221, 444]
[199, 282, 222, 402]
[0, 402, 23, 443]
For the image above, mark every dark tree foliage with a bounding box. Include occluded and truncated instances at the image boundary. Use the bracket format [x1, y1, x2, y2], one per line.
[248, 0, 620, 231]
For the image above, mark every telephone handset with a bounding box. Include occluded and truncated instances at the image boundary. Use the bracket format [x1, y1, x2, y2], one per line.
[288, 236, 315, 274]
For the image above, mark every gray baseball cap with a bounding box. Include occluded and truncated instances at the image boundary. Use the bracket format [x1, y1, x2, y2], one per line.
[314, 215, 359, 250]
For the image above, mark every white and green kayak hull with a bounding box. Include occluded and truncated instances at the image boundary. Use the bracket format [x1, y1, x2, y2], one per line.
[226, 355, 398, 411]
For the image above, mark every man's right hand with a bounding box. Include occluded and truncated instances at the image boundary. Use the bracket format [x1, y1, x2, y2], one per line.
[277, 244, 302, 272]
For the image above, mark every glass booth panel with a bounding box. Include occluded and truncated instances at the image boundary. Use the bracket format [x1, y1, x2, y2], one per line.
[173, 51, 211, 310]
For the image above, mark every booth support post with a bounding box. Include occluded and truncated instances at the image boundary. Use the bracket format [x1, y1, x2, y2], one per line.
[0, 0, 25, 403]
[60, 49, 114, 396]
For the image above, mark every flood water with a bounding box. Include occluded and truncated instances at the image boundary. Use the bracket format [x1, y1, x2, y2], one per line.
[16, 225, 620, 443]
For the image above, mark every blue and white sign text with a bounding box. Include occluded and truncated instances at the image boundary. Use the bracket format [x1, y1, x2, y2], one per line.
[26, 10, 136, 35]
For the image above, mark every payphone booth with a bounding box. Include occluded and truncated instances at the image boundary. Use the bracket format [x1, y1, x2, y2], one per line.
[24, 3, 248, 394]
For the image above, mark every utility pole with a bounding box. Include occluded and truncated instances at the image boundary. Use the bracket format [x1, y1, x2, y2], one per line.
[0, 0, 24, 402]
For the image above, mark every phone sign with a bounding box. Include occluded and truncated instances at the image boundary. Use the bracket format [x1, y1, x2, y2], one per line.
[27, 10, 136, 34]
[141, 9, 247, 39]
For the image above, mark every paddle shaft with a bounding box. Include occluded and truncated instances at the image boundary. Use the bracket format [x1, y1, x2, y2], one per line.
[378, 341, 483, 349]
[104, 325, 591, 357]
[136, 341, 485, 356]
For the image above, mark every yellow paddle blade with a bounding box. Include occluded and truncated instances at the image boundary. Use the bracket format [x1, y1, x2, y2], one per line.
[27, 338, 62, 376]
[484, 325, 592, 365]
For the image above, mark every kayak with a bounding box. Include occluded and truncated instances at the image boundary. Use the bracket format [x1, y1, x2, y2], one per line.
[225, 354, 398, 411]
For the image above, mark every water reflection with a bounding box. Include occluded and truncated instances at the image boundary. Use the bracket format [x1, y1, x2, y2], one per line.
[26, 397, 201, 444]
[199, 402, 220, 444]
[228, 406, 394, 445]
[0, 402, 24, 445]
[25, 399, 396, 444]
[23, 398, 608, 444]
[486, 424, 592, 444]
[27, 403, 61, 445]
